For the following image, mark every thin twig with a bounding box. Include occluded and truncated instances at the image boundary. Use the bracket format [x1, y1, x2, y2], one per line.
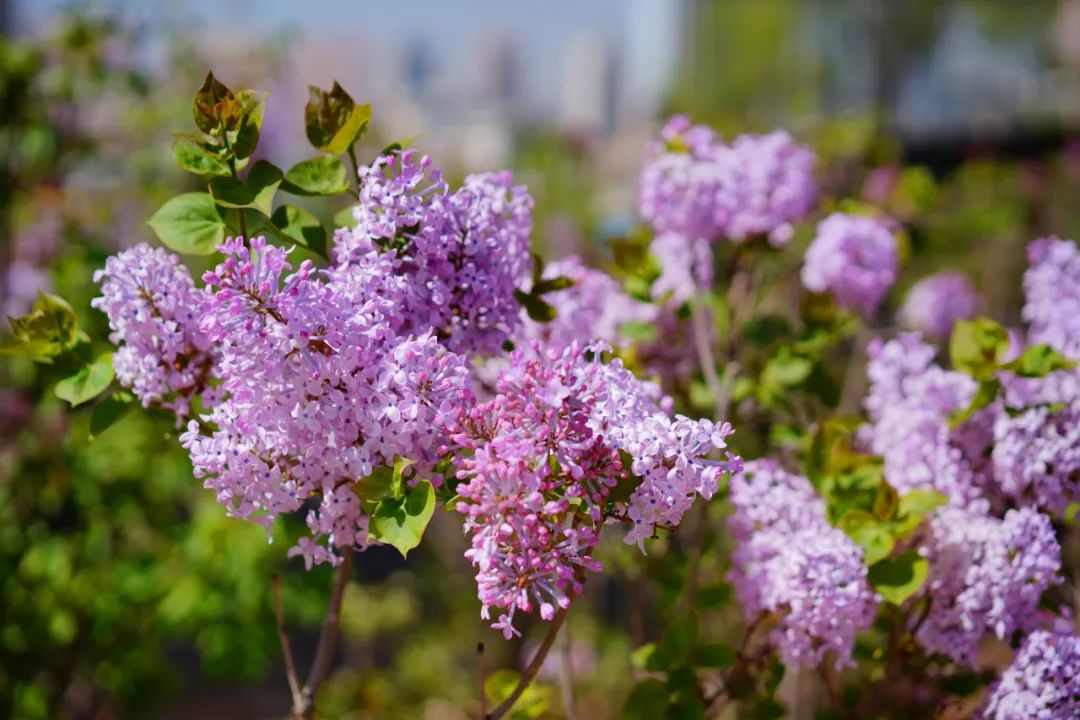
[300, 547, 355, 716]
[557, 618, 577, 720]
[272, 575, 305, 714]
[818, 663, 848, 719]
[477, 642, 487, 719]
[486, 604, 571, 720]
[689, 292, 725, 422]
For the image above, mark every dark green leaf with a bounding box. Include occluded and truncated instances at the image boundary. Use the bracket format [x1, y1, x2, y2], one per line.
[229, 89, 267, 159]
[695, 642, 735, 668]
[623, 680, 670, 720]
[513, 289, 556, 323]
[172, 138, 230, 177]
[868, 549, 929, 605]
[949, 378, 1001, 428]
[55, 353, 114, 407]
[281, 155, 349, 196]
[532, 275, 574, 295]
[270, 205, 327, 258]
[209, 160, 283, 216]
[89, 392, 134, 438]
[368, 480, 435, 557]
[147, 192, 229, 255]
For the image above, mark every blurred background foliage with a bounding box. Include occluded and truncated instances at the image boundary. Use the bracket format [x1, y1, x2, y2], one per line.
[1, 1, 1079, 718]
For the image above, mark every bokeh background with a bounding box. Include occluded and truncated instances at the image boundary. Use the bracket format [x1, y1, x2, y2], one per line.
[2, 1, 1079, 718]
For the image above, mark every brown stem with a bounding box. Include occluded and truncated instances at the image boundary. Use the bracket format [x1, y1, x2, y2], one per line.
[486, 604, 571, 720]
[304, 548, 354, 701]
[557, 618, 577, 720]
[477, 642, 487, 719]
[689, 292, 726, 422]
[271, 575, 305, 714]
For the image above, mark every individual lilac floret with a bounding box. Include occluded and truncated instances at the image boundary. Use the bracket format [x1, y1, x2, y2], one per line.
[1022, 236, 1080, 358]
[992, 404, 1080, 519]
[981, 630, 1080, 720]
[334, 151, 533, 357]
[899, 272, 981, 340]
[450, 342, 739, 637]
[861, 334, 987, 506]
[180, 237, 469, 566]
[91, 243, 215, 418]
[917, 506, 1062, 666]
[719, 131, 816, 247]
[520, 255, 656, 352]
[801, 212, 899, 318]
[727, 461, 879, 669]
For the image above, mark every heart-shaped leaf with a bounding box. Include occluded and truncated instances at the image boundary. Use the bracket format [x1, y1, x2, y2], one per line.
[172, 138, 230, 177]
[147, 192, 229, 255]
[368, 479, 435, 558]
[282, 155, 349, 196]
[868, 549, 929, 605]
[56, 352, 114, 407]
[270, 205, 327, 258]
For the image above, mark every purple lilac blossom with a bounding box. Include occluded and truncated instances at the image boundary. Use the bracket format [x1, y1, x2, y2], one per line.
[917, 506, 1061, 665]
[992, 404, 1080, 519]
[980, 630, 1080, 720]
[801, 212, 899, 318]
[333, 151, 533, 357]
[1022, 237, 1080, 358]
[649, 232, 714, 303]
[899, 272, 981, 340]
[450, 342, 739, 637]
[179, 237, 469, 567]
[727, 461, 879, 669]
[92, 243, 216, 418]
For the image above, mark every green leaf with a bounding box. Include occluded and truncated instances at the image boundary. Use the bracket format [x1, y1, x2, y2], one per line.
[872, 480, 900, 521]
[950, 317, 1009, 379]
[368, 479, 435, 557]
[4, 292, 79, 359]
[270, 205, 327, 258]
[893, 489, 948, 536]
[630, 642, 658, 670]
[305, 82, 371, 153]
[618, 321, 659, 342]
[695, 642, 735, 668]
[1005, 344, 1076, 378]
[949, 378, 1001, 428]
[172, 137, 230, 177]
[147, 192, 229, 255]
[868, 549, 929, 605]
[623, 679, 670, 720]
[229, 89, 268, 160]
[281, 155, 350, 196]
[209, 160, 283, 216]
[839, 510, 896, 565]
[55, 353, 114, 407]
[532, 275, 574, 295]
[762, 348, 813, 387]
[192, 71, 234, 134]
[513, 289, 556, 323]
[485, 669, 551, 719]
[89, 392, 134, 438]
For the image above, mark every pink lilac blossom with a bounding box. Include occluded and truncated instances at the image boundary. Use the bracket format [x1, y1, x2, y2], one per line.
[917, 506, 1061, 666]
[91, 243, 216, 418]
[801, 213, 899, 318]
[980, 630, 1080, 720]
[334, 151, 533, 357]
[861, 334, 987, 506]
[727, 461, 879, 669]
[450, 342, 739, 637]
[899, 272, 981, 340]
[520, 255, 656, 352]
[1022, 237, 1080, 358]
[178, 237, 469, 566]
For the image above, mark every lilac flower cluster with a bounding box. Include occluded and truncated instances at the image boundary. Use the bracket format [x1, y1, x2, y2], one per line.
[174, 237, 468, 566]
[1022, 236, 1080, 358]
[899, 271, 981, 340]
[92, 243, 216, 418]
[801, 213, 899, 318]
[981, 630, 1080, 720]
[727, 461, 879, 669]
[918, 506, 1061, 665]
[334, 151, 533, 357]
[520, 255, 656, 352]
[991, 405, 1080, 518]
[450, 342, 739, 637]
[638, 116, 815, 248]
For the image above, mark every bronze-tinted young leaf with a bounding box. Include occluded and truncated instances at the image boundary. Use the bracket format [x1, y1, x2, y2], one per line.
[192, 71, 234, 134]
[208, 160, 283, 216]
[304, 82, 371, 153]
[228, 89, 268, 160]
[3, 292, 80, 360]
[270, 205, 327, 258]
[281, 155, 349, 196]
[55, 352, 114, 407]
[147, 192, 229, 255]
[172, 138, 230, 177]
